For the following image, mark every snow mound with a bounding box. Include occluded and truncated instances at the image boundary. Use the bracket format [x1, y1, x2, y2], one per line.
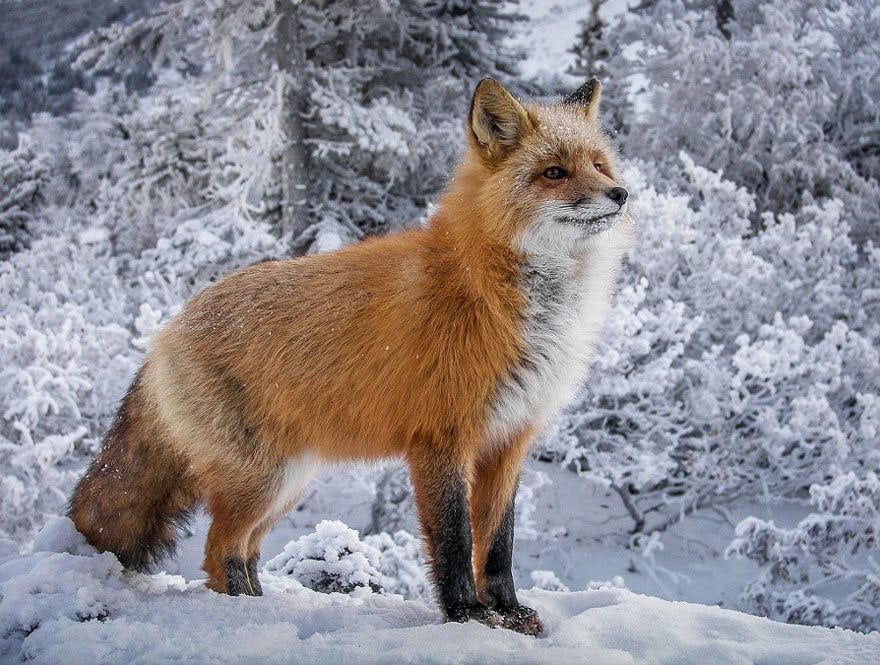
[1, 519, 878, 664]
[263, 520, 385, 594]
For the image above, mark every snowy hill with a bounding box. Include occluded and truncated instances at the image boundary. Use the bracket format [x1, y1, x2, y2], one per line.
[1, 519, 878, 664]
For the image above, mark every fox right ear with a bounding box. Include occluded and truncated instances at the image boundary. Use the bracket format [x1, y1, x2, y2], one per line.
[468, 78, 534, 163]
[564, 78, 602, 123]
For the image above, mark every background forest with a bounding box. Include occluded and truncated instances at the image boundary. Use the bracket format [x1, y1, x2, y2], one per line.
[1, 0, 879, 635]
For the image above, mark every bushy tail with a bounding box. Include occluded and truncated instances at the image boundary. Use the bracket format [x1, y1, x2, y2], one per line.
[68, 369, 200, 571]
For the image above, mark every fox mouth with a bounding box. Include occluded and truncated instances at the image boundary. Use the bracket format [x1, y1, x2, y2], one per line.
[558, 212, 620, 235]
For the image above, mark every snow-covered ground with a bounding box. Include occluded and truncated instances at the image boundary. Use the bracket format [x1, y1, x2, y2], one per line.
[2, 517, 878, 665]
[0, 464, 856, 664]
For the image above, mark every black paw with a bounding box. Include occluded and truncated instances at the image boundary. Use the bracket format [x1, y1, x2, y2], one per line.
[498, 604, 544, 636]
[224, 556, 260, 596]
[446, 604, 504, 629]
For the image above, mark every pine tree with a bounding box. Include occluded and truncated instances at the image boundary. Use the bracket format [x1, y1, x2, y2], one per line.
[566, 0, 629, 137]
[299, 0, 525, 238]
[569, 0, 608, 80]
[0, 142, 48, 259]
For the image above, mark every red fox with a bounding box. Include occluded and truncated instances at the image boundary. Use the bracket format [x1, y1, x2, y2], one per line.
[69, 78, 633, 636]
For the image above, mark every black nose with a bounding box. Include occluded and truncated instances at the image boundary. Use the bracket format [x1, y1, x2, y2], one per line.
[607, 187, 628, 206]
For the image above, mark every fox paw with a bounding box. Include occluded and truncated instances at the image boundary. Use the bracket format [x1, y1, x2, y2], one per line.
[498, 605, 544, 636]
[446, 604, 504, 629]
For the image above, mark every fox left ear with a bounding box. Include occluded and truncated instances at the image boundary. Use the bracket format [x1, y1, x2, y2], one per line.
[468, 78, 535, 163]
[564, 78, 602, 123]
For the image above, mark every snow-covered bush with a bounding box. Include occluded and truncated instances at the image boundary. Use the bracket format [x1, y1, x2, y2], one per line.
[604, 0, 880, 244]
[363, 529, 429, 601]
[727, 472, 880, 633]
[0, 233, 139, 541]
[544, 158, 880, 537]
[264, 520, 386, 595]
[0, 141, 48, 258]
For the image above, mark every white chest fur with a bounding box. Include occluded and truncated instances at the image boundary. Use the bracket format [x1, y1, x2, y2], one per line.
[486, 237, 628, 446]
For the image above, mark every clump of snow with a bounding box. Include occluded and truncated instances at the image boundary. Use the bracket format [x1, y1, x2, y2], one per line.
[263, 520, 386, 595]
[587, 575, 627, 591]
[2, 535, 879, 665]
[30, 516, 96, 557]
[530, 569, 570, 592]
[77, 226, 109, 245]
[0, 519, 130, 660]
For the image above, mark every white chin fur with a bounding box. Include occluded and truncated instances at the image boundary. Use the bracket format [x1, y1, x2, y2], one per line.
[516, 201, 630, 258]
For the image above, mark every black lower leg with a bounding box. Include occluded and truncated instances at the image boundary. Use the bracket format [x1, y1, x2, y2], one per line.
[224, 556, 256, 596]
[483, 494, 518, 609]
[482, 485, 544, 636]
[246, 555, 263, 596]
[427, 473, 494, 623]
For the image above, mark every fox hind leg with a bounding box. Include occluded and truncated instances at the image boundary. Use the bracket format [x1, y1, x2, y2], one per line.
[203, 454, 319, 596]
[204, 486, 269, 596]
[242, 507, 297, 597]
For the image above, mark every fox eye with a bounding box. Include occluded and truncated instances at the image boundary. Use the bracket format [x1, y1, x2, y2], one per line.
[594, 162, 605, 174]
[542, 166, 567, 180]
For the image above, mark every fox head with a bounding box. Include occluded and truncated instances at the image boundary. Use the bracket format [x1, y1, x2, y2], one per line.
[446, 78, 633, 260]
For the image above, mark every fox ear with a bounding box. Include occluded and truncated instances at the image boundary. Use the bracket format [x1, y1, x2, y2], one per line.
[468, 78, 534, 162]
[564, 78, 602, 123]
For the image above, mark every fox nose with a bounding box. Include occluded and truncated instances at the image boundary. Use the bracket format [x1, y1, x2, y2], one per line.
[607, 187, 628, 206]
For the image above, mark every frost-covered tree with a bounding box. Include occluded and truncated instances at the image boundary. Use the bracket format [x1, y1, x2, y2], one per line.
[566, 0, 631, 135]
[602, 0, 880, 243]
[73, 1, 293, 253]
[0, 142, 48, 258]
[74, 0, 525, 247]
[568, 0, 608, 83]
[728, 472, 880, 633]
[300, 0, 524, 237]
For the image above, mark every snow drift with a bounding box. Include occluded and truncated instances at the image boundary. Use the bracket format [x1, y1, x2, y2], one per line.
[1, 518, 877, 664]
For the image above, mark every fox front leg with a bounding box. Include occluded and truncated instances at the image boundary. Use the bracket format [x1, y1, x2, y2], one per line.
[470, 427, 543, 635]
[408, 455, 502, 629]
[480, 495, 543, 636]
